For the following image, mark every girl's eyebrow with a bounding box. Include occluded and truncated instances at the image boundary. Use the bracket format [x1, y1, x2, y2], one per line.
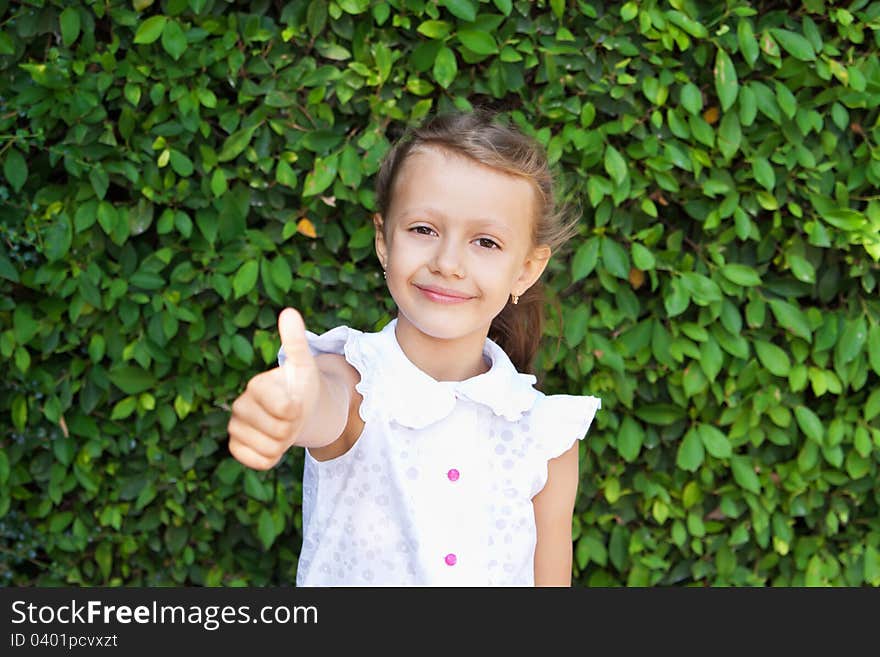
[399, 207, 512, 236]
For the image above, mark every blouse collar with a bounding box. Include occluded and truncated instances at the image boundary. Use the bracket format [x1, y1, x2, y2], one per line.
[367, 318, 541, 429]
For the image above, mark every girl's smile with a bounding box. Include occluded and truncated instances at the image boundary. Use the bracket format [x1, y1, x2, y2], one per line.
[414, 283, 474, 303]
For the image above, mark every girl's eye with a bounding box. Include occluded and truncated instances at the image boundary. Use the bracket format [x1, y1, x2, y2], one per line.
[410, 226, 499, 250]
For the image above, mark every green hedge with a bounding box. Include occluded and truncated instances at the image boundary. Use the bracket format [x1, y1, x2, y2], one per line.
[1, 0, 879, 586]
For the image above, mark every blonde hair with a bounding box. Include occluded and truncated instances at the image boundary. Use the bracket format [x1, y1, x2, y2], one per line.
[375, 109, 581, 374]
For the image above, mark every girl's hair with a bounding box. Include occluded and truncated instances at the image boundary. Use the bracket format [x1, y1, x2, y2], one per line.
[375, 109, 581, 375]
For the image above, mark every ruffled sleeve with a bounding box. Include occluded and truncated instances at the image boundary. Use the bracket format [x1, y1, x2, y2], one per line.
[527, 393, 601, 497]
[277, 324, 379, 424]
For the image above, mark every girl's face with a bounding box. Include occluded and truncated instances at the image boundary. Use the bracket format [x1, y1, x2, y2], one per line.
[374, 145, 551, 343]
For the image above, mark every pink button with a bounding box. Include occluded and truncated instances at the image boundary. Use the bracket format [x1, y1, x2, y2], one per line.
[445, 553, 457, 566]
[447, 469, 460, 482]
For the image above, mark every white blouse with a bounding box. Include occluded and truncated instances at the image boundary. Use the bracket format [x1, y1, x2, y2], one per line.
[282, 318, 601, 586]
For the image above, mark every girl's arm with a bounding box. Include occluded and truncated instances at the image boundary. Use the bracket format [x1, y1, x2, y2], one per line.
[532, 442, 580, 586]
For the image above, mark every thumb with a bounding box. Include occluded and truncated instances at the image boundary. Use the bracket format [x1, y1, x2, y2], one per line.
[278, 307, 313, 398]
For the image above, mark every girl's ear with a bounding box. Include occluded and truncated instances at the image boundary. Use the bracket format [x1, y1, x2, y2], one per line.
[514, 244, 551, 295]
[373, 213, 388, 268]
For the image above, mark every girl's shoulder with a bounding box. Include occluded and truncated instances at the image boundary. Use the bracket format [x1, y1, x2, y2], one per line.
[523, 390, 602, 457]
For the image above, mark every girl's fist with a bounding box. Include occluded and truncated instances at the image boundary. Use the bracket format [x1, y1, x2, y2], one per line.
[227, 308, 321, 470]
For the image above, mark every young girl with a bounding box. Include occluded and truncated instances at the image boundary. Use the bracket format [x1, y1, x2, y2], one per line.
[227, 111, 601, 586]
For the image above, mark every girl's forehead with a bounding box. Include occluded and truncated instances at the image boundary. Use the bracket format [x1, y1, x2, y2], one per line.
[393, 145, 536, 208]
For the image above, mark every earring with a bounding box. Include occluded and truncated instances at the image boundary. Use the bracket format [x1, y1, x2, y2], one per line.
[382, 267, 387, 279]
[511, 294, 519, 305]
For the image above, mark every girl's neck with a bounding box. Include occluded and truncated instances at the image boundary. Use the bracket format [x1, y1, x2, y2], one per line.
[393, 315, 491, 382]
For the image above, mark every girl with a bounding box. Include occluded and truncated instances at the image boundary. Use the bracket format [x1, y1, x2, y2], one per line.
[227, 111, 601, 586]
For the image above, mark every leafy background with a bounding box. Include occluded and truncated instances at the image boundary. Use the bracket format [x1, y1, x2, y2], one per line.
[2, 0, 879, 586]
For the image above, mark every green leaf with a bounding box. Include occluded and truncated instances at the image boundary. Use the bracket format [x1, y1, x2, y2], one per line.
[715, 48, 739, 112]
[737, 20, 759, 67]
[108, 365, 156, 395]
[60, 7, 81, 47]
[676, 428, 704, 472]
[730, 456, 761, 494]
[348, 223, 374, 249]
[699, 339, 723, 381]
[665, 278, 689, 317]
[617, 416, 643, 463]
[754, 340, 791, 377]
[720, 264, 761, 286]
[233, 261, 259, 298]
[338, 0, 369, 13]
[680, 83, 702, 115]
[768, 299, 812, 341]
[752, 156, 775, 190]
[110, 396, 137, 420]
[493, 0, 512, 15]
[3, 148, 27, 192]
[636, 404, 685, 426]
[603, 145, 628, 185]
[601, 237, 630, 279]
[699, 424, 732, 459]
[631, 243, 655, 270]
[210, 169, 228, 197]
[822, 209, 866, 231]
[788, 254, 815, 284]
[165, 526, 188, 555]
[868, 325, 880, 375]
[244, 470, 271, 502]
[275, 160, 297, 188]
[231, 334, 254, 364]
[270, 257, 293, 292]
[866, 546, 880, 586]
[162, 20, 187, 61]
[666, 10, 708, 38]
[0, 248, 19, 282]
[718, 111, 742, 159]
[864, 388, 880, 422]
[770, 28, 815, 61]
[44, 213, 72, 262]
[458, 30, 498, 55]
[134, 16, 167, 44]
[571, 238, 599, 282]
[680, 272, 722, 305]
[441, 0, 477, 22]
[835, 317, 867, 365]
[89, 168, 109, 200]
[620, 2, 638, 22]
[169, 150, 193, 176]
[13, 307, 37, 345]
[218, 125, 258, 162]
[0, 30, 14, 56]
[374, 42, 392, 83]
[303, 153, 338, 197]
[0, 449, 9, 486]
[417, 20, 452, 39]
[258, 509, 277, 550]
[563, 305, 589, 348]
[433, 46, 457, 89]
[95, 542, 112, 581]
[88, 334, 106, 363]
[795, 405, 823, 444]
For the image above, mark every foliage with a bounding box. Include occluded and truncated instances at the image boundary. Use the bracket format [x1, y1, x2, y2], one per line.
[1, 0, 879, 586]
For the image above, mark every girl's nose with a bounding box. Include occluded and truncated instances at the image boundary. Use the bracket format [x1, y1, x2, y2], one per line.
[430, 237, 465, 278]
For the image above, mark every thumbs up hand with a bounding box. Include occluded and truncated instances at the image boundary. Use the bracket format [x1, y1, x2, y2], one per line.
[227, 308, 322, 470]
